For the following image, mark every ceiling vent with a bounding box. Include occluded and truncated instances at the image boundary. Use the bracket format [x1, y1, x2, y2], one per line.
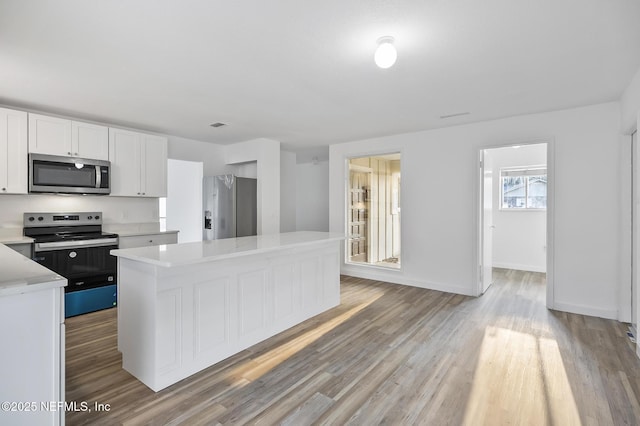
[210, 122, 226, 128]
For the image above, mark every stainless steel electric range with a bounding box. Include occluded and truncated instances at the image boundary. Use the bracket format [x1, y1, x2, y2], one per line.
[23, 212, 118, 317]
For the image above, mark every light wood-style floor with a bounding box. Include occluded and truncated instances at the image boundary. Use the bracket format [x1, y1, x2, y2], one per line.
[66, 269, 640, 425]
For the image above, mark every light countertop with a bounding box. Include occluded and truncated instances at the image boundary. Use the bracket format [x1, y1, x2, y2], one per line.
[111, 231, 345, 268]
[0, 244, 66, 296]
[0, 235, 33, 245]
[103, 222, 179, 237]
[0, 228, 33, 245]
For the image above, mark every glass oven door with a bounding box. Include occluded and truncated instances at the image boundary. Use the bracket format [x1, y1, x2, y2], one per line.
[32, 244, 117, 292]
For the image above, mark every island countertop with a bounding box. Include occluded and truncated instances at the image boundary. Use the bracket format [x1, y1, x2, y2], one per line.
[110, 231, 345, 268]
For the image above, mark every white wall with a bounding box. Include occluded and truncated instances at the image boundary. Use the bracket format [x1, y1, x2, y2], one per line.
[489, 144, 547, 273]
[167, 136, 232, 176]
[621, 66, 640, 133]
[225, 138, 280, 235]
[280, 151, 297, 232]
[167, 159, 203, 243]
[296, 160, 329, 232]
[330, 102, 621, 319]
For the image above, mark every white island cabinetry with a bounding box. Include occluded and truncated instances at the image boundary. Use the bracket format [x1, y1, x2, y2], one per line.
[111, 231, 343, 392]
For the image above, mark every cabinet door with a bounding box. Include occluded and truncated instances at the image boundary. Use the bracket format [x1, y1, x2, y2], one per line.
[141, 134, 168, 197]
[28, 113, 72, 156]
[72, 121, 109, 160]
[109, 128, 141, 196]
[0, 108, 28, 194]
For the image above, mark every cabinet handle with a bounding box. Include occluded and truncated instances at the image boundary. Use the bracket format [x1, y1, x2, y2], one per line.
[1, 188, 6, 191]
[67, 152, 72, 155]
[74, 152, 78, 156]
[149, 240, 153, 243]
[137, 192, 141, 195]
[142, 192, 146, 195]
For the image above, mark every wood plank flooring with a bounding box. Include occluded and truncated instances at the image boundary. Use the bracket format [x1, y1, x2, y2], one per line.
[65, 269, 640, 425]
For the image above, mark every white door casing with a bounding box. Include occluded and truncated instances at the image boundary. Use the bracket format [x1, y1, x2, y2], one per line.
[479, 149, 494, 294]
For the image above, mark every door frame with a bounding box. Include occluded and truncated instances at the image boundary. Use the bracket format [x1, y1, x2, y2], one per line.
[632, 130, 638, 334]
[474, 138, 555, 309]
[479, 149, 494, 294]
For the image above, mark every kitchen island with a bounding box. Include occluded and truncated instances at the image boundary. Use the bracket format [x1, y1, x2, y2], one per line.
[110, 231, 344, 392]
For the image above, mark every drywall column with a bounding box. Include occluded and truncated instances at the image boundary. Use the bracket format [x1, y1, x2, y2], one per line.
[281, 151, 297, 232]
[224, 138, 281, 235]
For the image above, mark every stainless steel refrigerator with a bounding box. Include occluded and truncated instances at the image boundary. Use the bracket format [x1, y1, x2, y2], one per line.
[203, 174, 257, 240]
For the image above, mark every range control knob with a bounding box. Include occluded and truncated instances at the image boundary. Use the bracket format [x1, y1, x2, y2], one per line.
[37, 216, 44, 221]
[95, 215, 100, 220]
[28, 216, 35, 222]
[87, 216, 93, 220]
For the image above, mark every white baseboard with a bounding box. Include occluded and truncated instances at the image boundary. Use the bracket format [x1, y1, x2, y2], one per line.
[492, 262, 546, 273]
[340, 265, 475, 296]
[552, 301, 617, 320]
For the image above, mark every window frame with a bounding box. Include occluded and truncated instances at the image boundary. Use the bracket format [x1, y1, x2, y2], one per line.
[499, 166, 547, 211]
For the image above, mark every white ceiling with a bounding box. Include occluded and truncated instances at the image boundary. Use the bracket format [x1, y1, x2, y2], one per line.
[1, 0, 639, 153]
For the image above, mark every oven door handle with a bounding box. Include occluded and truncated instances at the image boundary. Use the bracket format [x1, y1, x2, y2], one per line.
[35, 238, 119, 252]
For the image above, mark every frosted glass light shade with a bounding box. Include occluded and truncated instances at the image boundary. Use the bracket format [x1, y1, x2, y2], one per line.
[374, 37, 397, 69]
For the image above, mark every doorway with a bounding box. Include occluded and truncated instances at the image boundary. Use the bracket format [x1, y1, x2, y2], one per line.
[347, 153, 401, 269]
[478, 142, 551, 302]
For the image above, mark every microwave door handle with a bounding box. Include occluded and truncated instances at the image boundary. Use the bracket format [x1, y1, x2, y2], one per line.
[95, 165, 101, 188]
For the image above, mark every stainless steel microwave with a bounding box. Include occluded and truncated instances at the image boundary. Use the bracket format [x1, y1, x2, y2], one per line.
[29, 153, 111, 195]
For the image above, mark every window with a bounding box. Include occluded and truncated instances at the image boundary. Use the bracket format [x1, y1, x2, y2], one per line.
[159, 197, 167, 229]
[501, 166, 547, 210]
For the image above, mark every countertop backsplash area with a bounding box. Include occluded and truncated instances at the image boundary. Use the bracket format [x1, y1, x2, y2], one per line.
[0, 194, 160, 229]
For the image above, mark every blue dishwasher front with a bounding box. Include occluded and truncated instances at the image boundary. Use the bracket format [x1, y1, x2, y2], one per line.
[65, 284, 117, 318]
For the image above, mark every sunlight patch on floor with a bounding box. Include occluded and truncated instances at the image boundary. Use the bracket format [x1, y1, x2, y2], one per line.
[229, 291, 385, 382]
[463, 326, 581, 426]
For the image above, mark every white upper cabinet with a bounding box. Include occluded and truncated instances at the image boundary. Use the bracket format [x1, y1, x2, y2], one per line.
[72, 121, 109, 160]
[109, 129, 141, 196]
[109, 128, 167, 197]
[28, 113, 108, 160]
[28, 113, 71, 156]
[0, 107, 28, 194]
[141, 133, 168, 197]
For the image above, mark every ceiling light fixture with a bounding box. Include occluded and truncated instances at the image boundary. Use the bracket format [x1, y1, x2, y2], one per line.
[374, 36, 397, 69]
